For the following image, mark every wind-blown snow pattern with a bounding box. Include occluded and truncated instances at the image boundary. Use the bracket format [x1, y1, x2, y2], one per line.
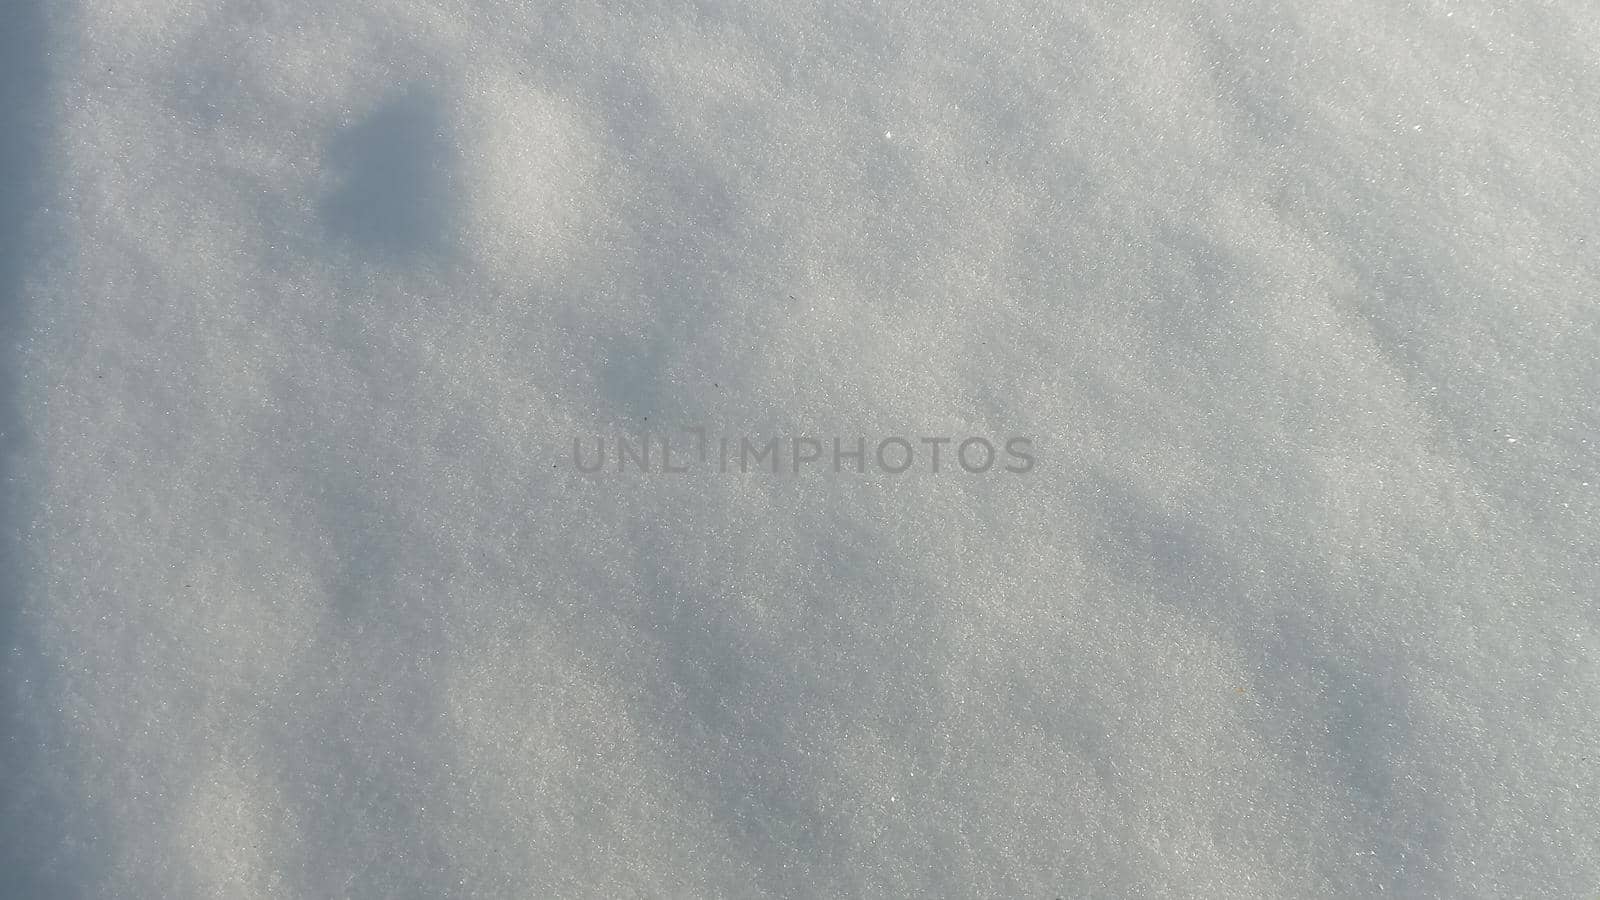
[3, 1, 1598, 897]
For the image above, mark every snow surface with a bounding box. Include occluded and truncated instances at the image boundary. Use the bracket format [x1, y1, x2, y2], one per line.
[3, 1, 1599, 897]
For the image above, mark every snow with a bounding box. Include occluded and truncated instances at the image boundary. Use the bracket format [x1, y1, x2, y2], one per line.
[3, 0, 1598, 896]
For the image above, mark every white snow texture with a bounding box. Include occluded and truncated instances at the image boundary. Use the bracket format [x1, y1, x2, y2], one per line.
[2, 1, 1598, 897]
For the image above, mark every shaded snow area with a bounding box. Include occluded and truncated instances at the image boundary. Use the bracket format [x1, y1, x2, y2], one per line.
[3, 1, 1598, 897]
